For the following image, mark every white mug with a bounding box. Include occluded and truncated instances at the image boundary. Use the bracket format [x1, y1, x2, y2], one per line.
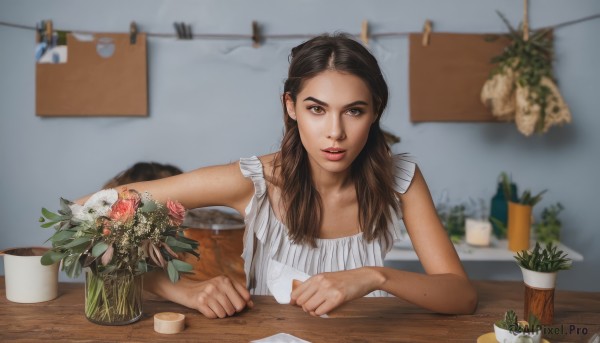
[1, 247, 59, 303]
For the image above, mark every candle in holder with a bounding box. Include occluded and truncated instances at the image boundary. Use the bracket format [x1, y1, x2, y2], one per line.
[465, 218, 492, 246]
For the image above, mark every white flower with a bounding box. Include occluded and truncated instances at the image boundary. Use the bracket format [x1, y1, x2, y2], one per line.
[70, 189, 118, 222]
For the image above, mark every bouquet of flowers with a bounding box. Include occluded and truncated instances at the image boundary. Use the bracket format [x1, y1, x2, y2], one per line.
[39, 188, 199, 325]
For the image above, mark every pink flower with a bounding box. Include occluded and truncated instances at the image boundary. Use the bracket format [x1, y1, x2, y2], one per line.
[110, 198, 138, 223]
[166, 199, 185, 226]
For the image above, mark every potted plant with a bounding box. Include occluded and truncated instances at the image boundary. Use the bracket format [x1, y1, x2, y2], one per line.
[494, 309, 542, 343]
[500, 172, 546, 252]
[436, 201, 466, 244]
[533, 203, 563, 244]
[515, 242, 571, 325]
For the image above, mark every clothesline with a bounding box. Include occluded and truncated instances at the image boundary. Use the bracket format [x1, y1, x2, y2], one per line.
[0, 13, 598, 41]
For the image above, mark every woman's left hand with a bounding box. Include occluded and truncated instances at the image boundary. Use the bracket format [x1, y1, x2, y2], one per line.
[289, 267, 384, 316]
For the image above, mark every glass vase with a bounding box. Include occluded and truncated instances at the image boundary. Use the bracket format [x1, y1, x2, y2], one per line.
[84, 269, 143, 325]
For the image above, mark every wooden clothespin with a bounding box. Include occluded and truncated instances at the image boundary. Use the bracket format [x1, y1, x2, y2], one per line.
[522, 0, 529, 41]
[360, 20, 369, 46]
[422, 19, 432, 47]
[45, 20, 53, 46]
[130, 21, 138, 45]
[252, 21, 261, 48]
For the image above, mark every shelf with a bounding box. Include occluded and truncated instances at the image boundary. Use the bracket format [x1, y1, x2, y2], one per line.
[385, 238, 584, 262]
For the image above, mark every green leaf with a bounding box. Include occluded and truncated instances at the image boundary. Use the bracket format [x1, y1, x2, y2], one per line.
[40, 250, 65, 265]
[41, 220, 60, 228]
[167, 260, 179, 283]
[91, 242, 109, 257]
[42, 207, 60, 220]
[49, 229, 76, 243]
[63, 254, 82, 278]
[62, 237, 92, 249]
[137, 260, 148, 273]
[165, 236, 192, 251]
[175, 234, 200, 247]
[140, 200, 158, 213]
[171, 259, 194, 273]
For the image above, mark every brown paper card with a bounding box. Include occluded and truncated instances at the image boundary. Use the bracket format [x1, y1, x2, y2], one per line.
[409, 33, 510, 122]
[36, 33, 147, 116]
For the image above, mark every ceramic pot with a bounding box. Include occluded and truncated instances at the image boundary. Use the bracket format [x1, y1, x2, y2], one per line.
[0, 247, 59, 303]
[494, 323, 541, 343]
[520, 267, 556, 325]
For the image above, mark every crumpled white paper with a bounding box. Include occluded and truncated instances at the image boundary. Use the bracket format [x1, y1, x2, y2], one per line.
[266, 259, 310, 304]
[250, 333, 311, 343]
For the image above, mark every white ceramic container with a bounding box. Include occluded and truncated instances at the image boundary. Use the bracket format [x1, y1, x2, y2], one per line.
[1, 247, 59, 303]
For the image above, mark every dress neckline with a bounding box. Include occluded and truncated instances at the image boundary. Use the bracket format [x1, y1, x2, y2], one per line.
[252, 157, 363, 243]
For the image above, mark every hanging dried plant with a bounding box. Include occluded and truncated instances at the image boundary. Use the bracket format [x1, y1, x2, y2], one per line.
[481, 11, 572, 136]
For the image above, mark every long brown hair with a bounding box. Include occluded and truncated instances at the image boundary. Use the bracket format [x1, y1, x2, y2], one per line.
[273, 33, 399, 247]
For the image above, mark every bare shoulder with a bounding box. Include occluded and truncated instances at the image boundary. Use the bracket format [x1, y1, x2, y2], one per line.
[177, 159, 255, 214]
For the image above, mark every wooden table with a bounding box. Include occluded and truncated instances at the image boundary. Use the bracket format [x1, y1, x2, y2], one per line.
[1, 277, 598, 342]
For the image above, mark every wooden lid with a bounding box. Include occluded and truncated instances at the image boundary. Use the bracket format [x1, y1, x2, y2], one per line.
[154, 312, 185, 334]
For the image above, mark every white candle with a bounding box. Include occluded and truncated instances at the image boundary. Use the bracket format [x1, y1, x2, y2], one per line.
[465, 218, 492, 246]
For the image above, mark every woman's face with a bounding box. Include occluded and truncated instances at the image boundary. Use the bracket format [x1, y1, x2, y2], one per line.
[286, 70, 377, 176]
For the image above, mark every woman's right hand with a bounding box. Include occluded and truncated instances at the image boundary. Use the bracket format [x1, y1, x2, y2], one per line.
[185, 275, 254, 319]
[145, 271, 253, 319]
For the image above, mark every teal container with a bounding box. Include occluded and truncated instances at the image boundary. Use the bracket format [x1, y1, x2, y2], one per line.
[490, 182, 518, 238]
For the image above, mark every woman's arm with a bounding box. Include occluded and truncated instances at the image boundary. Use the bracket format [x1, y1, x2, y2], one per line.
[291, 167, 478, 316]
[377, 166, 478, 314]
[77, 161, 254, 215]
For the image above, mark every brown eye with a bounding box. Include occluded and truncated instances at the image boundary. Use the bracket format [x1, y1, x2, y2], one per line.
[347, 108, 363, 116]
[309, 106, 324, 114]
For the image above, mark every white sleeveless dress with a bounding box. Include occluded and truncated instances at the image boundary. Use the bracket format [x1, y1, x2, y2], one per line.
[239, 154, 416, 297]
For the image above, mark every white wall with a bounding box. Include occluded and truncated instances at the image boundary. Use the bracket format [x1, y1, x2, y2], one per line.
[1, 0, 599, 291]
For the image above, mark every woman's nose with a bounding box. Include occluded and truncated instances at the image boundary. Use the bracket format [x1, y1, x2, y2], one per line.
[327, 114, 346, 140]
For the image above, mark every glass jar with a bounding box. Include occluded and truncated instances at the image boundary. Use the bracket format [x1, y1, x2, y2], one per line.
[84, 269, 143, 325]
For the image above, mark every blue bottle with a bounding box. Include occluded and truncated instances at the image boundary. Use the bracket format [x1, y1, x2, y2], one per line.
[490, 182, 518, 238]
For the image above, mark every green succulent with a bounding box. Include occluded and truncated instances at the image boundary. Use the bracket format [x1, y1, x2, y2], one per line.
[496, 309, 541, 333]
[515, 241, 571, 272]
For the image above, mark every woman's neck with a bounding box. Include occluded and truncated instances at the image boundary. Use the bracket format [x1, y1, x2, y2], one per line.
[310, 166, 353, 195]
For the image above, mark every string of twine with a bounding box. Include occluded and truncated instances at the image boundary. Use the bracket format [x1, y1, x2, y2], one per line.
[0, 12, 599, 41]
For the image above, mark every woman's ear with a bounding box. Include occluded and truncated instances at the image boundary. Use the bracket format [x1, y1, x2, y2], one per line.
[284, 93, 296, 120]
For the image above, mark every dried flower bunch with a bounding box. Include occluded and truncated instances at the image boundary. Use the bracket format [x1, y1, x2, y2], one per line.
[481, 11, 572, 136]
[39, 188, 199, 282]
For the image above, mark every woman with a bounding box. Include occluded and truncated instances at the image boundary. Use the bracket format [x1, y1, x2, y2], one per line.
[90, 33, 477, 319]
